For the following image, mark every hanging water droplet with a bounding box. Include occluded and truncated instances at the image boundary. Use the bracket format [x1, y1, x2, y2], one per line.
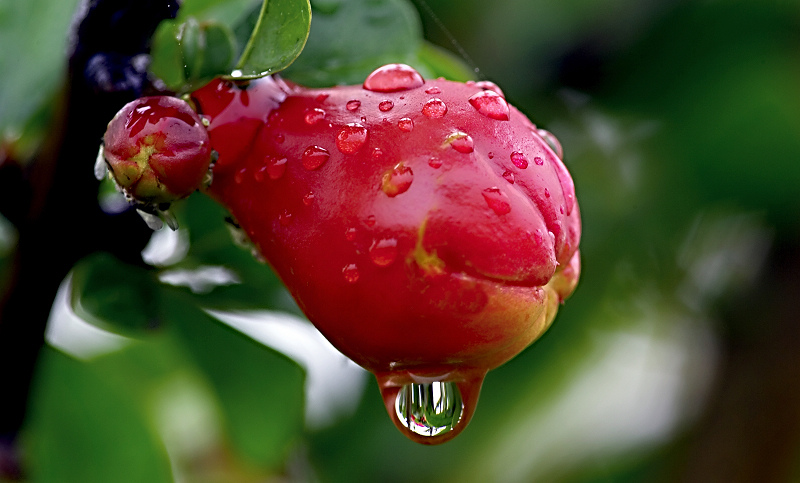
[381, 163, 414, 197]
[379, 100, 394, 112]
[422, 98, 447, 118]
[342, 263, 360, 283]
[266, 156, 287, 179]
[502, 170, 515, 184]
[302, 146, 330, 170]
[533, 156, 544, 166]
[398, 117, 414, 132]
[537, 129, 564, 159]
[446, 132, 474, 154]
[346, 99, 361, 111]
[394, 381, 463, 438]
[510, 151, 528, 169]
[363, 64, 425, 92]
[425, 86, 441, 95]
[378, 371, 486, 445]
[482, 187, 511, 215]
[468, 90, 509, 121]
[369, 238, 398, 267]
[305, 108, 326, 125]
[336, 123, 368, 154]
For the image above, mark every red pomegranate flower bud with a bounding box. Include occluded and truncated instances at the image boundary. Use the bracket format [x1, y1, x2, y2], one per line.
[102, 96, 212, 205]
[190, 65, 582, 444]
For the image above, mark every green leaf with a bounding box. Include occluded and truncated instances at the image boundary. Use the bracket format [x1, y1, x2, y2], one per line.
[0, 0, 81, 136]
[149, 19, 187, 90]
[414, 41, 476, 82]
[178, 0, 260, 26]
[283, 0, 423, 87]
[25, 347, 173, 483]
[70, 253, 160, 337]
[150, 17, 238, 92]
[163, 289, 306, 469]
[167, 194, 302, 313]
[233, 0, 312, 78]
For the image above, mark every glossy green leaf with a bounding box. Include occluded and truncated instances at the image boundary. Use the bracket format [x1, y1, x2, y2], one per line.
[70, 253, 160, 337]
[183, 18, 238, 82]
[149, 19, 187, 90]
[233, 0, 312, 78]
[150, 17, 238, 92]
[163, 289, 305, 469]
[25, 347, 173, 483]
[178, 0, 260, 25]
[283, 0, 422, 86]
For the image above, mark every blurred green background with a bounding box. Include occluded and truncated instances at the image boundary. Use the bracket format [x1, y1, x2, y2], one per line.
[2, 0, 800, 481]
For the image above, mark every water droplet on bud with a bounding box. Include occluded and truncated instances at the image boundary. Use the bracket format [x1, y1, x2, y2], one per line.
[364, 64, 425, 92]
[468, 90, 509, 121]
[381, 163, 414, 197]
[234, 168, 247, 184]
[533, 156, 544, 166]
[345, 227, 357, 241]
[304, 108, 326, 125]
[425, 86, 441, 95]
[482, 187, 511, 215]
[428, 157, 442, 169]
[510, 151, 528, 169]
[379, 100, 394, 112]
[303, 192, 315, 205]
[302, 146, 330, 170]
[369, 238, 398, 267]
[474, 80, 504, 97]
[266, 156, 288, 179]
[254, 166, 267, 182]
[278, 210, 293, 226]
[446, 132, 474, 154]
[346, 99, 361, 111]
[422, 98, 447, 118]
[336, 123, 368, 154]
[342, 264, 360, 283]
[398, 117, 414, 132]
[365, 215, 376, 227]
[537, 129, 564, 159]
[502, 170, 515, 184]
